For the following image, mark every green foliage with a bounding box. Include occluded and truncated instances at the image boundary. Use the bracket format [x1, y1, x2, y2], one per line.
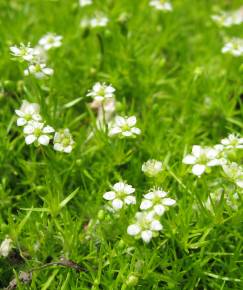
[0, 0, 242, 289]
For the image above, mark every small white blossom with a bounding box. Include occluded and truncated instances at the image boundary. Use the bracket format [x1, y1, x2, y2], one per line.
[127, 212, 163, 243]
[211, 8, 243, 27]
[87, 82, 115, 103]
[53, 129, 74, 153]
[223, 162, 243, 188]
[79, 0, 92, 7]
[140, 189, 176, 216]
[38, 33, 63, 51]
[149, 0, 173, 11]
[142, 159, 163, 177]
[183, 145, 223, 176]
[221, 134, 243, 149]
[80, 15, 109, 28]
[23, 121, 55, 146]
[24, 63, 54, 79]
[221, 38, 243, 57]
[15, 100, 42, 126]
[0, 237, 12, 257]
[90, 15, 109, 27]
[33, 45, 48, 63]
[103, 182, 136, 211]
[109, 116, 141, 138]
[10, 43, 36, 62]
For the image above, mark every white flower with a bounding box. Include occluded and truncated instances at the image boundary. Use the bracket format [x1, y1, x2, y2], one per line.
[221, 38, 243, 57]
[80, 15, 109, 28]
[109, 116, 141, 138]
[140, 189, 176, 216]
[221, 134, 243, 149]
[0, 237, 12, 257]
[127, 212, 163, 243]
[23, 121, 55, 146]
[149, 0, 173, 11]
[211, 9, 243, 27]
[38, 33, 63, 51]
[142, 159, 163, 177]
[24, 63, 54, 79]
[53, 129, 74, 153]
[15, 100, 42, 126]
[103, 182, 136, 211]
[87, 82, 115, 102]
[33, 45, 48, 63]
[90, 15, 109, 27]
[182, 145, 223, 176]
[10, 43, 36, 62]
[79, 0, 92, 7]
[223, 162, 243, 188]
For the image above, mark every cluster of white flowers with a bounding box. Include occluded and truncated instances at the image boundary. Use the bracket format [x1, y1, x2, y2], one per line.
[149, 0, 173, 12]
[183, 134, 243, 189]
[103, 182, 136, 211]
[15, 100, 74, 152]
[87, 82, 141, 138]
[80, 14, 109, 28]
[221, 38, 243, 57]
[211, 8, 243, 27]
[211, 7, 243, 57]
[10, 33, 62, 79]
[127, 189, 176, 243]
[101, 158, 175, 244]
[142, 159, 163, 177]
[0, 237, 12, 257]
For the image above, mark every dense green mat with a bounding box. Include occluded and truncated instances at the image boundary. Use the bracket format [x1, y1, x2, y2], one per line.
[0, 0, 242, 289]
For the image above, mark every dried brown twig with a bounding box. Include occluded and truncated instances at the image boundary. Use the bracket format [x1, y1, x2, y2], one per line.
[5, 257, 84, 290]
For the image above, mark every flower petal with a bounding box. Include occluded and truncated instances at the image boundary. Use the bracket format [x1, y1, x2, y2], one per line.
[54, 143, 63, 152]
[124, 196, 136, 205]
[124, 185, 135, 194]
[127, 116, 136, 127]
[131, 127, 141, 135]
[113, 182, 125, 192]
[109, 127, 122, 136]
[140, 199, 153, 210]
[17, 118, 27, 126]
[64, 146, 73, 153]
[143, 192, 155, 199]
[103, 191, 116, 200]
[115, 116, 126, 126]
[38, 135, 50, 146]
[183, 155, 196, 164]
[141, 230, 152, 243]
[25, 135, 36, 145]
[15, 110, 24, 117]
[150, 220, 163, 231]
[192, 164, 206, 176]
[154, 204, 165, 215]
[127, 224, 141, 236]
[23, 125, 34, 134]
[122, 131, 133, 137]
[112, 199, 123, 210]
[162, 198, 176, 206]
[192, 145, 202, 158]
[43, 126, 55, 133]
